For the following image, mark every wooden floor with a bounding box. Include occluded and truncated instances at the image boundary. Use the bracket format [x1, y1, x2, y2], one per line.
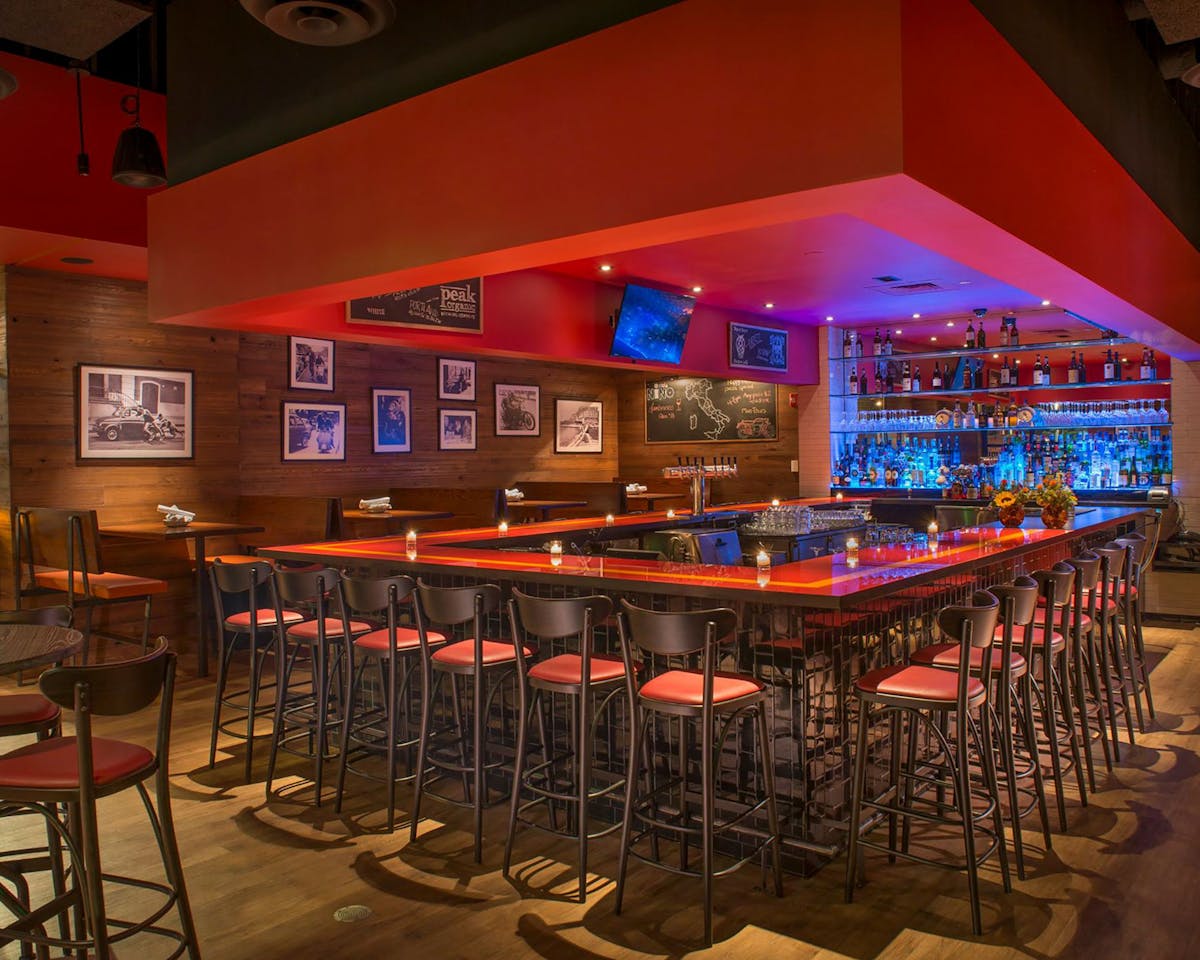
[3, 624, 1199, 960]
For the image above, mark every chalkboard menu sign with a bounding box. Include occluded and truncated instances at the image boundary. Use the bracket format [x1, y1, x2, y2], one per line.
[347, 278, 483, 333]
[645, 377, 778, 443]
[729, 321, 788, 372]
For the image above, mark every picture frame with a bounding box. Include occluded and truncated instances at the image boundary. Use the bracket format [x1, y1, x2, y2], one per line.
[729, 321, 789, 372]
[437, 357, 476, 401]
[439, 408, 477, 451]
[554, 398, 603, 454]
[288, 335, 335, 392]
[282, 401, 346, 461]
[372, 387, 412, 453]
[76, 363, 194, 461]
[494, 383, 540, 437]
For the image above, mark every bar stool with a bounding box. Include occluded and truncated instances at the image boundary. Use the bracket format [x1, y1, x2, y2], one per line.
[1094, 543, 1138, 752]
[0, 642, 200, 958]
[1030, 563, 1087, 829]
[208, 559, 302, 783]
[333, 575, 446, 831]
[910, 577, 1051, 880]
[1063, 552, 1113, 781]
[503, 589, 630, 901]
[614, 600, 782, 948]
[0, 607, 72, 743]
[846, 590, 1009, 937]
[1114, 534, 1155, 731]
[410, 581, 529, 863]
[266, 566, 373, 805]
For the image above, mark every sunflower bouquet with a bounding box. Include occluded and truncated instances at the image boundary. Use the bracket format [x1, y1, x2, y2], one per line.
[990, 483, 1031, 528]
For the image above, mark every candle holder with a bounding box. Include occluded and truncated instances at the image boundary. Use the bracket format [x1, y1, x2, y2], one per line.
[927, 521, 939, 545]
[666, 508, 676, 520]
[770, 498, 781, 508]
[835, 492, 844, 503]
[549, 540, 563, 567]
[845, 536, 859, 561]
[405, 530, 418, 561]
[605, 513, 615, 527]
[498, 521, 509, 537]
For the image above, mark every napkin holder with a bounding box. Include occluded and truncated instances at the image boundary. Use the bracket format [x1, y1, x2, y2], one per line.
[157, 503, 196, 528]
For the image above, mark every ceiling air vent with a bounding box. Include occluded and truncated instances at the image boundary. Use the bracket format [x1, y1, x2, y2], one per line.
[869, 279, 952, 296]
[240, 1, 396, 46]
[872, 274, 901, 283]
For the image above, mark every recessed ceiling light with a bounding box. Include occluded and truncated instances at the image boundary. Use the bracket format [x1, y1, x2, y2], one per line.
[930, 336, 938, 342]
[1040, 299, 1051, 306]
[60, 256, 93, 265]
[825, 315, 834, 322]
[959, 280, 972, 285]
[946, 321, 955, 327]
[993, 353, 999, 358]
[894, 329, 902, 335]
[912, 313, 921, 319]
[691, 285, 703, 293]
[598, 264, 612, 272]
[764, 302, 774, 309]
[1016, 359, 1022, 364]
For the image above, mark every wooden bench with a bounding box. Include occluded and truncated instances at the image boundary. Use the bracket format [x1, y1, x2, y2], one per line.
[508, 481, 626, 519]
[388, 488, 503, 531]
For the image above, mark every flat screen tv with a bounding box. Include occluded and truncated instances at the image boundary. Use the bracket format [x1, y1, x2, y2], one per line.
[610, 283, 696, 364]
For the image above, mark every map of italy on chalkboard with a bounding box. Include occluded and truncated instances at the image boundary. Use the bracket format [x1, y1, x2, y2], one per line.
[645, 377, 778, 443]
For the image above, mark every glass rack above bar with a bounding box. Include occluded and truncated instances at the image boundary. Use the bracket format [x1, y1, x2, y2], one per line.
[832, 420, 1173, 435]
[830, 335, 1135, 364]
[830, 377, 1172, 400]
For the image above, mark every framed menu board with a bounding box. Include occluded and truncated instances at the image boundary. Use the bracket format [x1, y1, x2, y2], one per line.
[729, 321, 788, 372]
[347, 278, 483, 333]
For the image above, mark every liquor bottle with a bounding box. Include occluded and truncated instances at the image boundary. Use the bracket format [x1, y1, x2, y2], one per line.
[1067, 352, 1080, 384]
[873, 328, 882, 356]
[999, 356, 1011, 387]
[862, 364, 871, 394]
[1151, 349, 1159, 378]
[999, 318, 1011, 347]
[883, 332, 894, 355]
[912, 363, 922, 392]
[901, 360, 912, 392]
[885, 364, 895, 394]
[1103, 350, 1115, 381]
[952, 401, 964, 429]
[973, 360, 984, 390]
[849, 366, 859, 395]
[842, 329, 852, 358]
[1162, 455, 1173, 485]
[874, 362, 882, 393]
[977, 322, 987, 350]
[1115, 353, 1124, 381]
[1007, 400, 1019, 427]
[1118, 457, 1129, 487]
[1138, 458, 1150, 486]
[931, 360, 943, 389]
[855, 333, 864, 358]
[1009, 316, 1020, 346]
[965, 400, 978, 428]
[1042, 356, 1051, 385]
[1032, 355, 1043, 387]
[965, 319, 976, 349]
[1139, 347, 1150, 380]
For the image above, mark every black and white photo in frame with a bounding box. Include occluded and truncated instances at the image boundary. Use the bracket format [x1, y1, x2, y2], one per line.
[554, 398, 603, 454]
[439, 408, 477, 450]
[288, 336, 335, 391]
[437, 357, 476, 401]
[282, 401, 346, 461]
[77, 363, 194, 460]
[372, 387, 412, 453]
[494, 383, 540, 436]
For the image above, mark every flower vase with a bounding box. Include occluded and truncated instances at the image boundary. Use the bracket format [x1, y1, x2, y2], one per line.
[1040, 505, 1069, 529]
[997, 504, 1025, 528]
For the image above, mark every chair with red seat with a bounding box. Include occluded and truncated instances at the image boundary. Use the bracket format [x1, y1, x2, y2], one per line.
[208, 559, 300, 783]
[332, 575, 446, 832]
[846, 590, 1009, 936]
[1094, 542, 1139, 750]
[1063, 552, 1114, 781]
[614, 600, 782, 948]
[503, 589, 630, 902]
[266, 567, 372, 806]
[1114, 534, 1155, 731]
[410, 581, 525, 863]
[0, 606, 73, 743]
[13, 507, 167, 661]
[0, 641, 200, 958]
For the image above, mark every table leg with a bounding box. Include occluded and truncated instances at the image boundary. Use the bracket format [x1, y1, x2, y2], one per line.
[195, 536, 209, 678]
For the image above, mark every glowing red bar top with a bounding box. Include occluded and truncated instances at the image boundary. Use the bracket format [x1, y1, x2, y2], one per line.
[257, 500, 1143, 609]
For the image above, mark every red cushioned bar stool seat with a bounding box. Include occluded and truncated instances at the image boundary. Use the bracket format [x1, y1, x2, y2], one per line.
[910, 642, 1028, 679]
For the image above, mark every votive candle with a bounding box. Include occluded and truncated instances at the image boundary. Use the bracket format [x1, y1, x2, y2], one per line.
[498, 520, 509, 537]
[549, 540, 563, 567]
[605, 513, 615, 527]
[405, 530, 418, 560]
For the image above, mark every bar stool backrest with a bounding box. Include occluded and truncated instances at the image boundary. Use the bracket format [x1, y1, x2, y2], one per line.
[0, 605, 73, 627]
[210, 559, 274, 595]
[988, 577, 1037, 627]
[1032, 562, 1075, 609]
[39, 639, 171, 719]
[415, 581, 501, 628]
[936, 590, 1000, 650]
[273, 567, 341, 606]
[618, 599, 737, 658]
[340, 574, 417, 617]
[1115, 536, 1147, 585]
[510, 588, 611, 642]
[1067, 552, 1101, 593]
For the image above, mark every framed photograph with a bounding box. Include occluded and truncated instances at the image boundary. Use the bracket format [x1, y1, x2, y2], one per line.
[729, 321, 788, 372]
[372, 388, 412, 453]
[282, 401, 346, 461]
[494, 383, 540, 437]
[288, 335, 335, 391]
[554, 398, 603, 454]
[77, 364, 194, 461]
[437, 357, 476, 401]
[439, 408, 477, 451]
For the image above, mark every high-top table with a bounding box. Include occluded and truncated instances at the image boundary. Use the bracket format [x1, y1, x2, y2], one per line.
[0, 624, 84, 675]
[625, 491, 687, 511]
[339, 508, 453, 538]
[502, 499, 589, 522]
[99, 520, 265, 678]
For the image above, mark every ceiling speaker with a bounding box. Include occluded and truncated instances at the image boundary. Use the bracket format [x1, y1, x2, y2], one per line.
[240, 1, 396, 46]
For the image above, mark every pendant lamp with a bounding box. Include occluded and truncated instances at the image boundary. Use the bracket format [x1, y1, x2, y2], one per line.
[112, 91, 165, 188]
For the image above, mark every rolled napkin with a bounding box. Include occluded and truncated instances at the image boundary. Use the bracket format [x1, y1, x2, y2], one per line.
[505, 488, 524, 501]
[358, 496, 392, 511]
[625, 483, 648, 494]
[157, 503, 196, 524]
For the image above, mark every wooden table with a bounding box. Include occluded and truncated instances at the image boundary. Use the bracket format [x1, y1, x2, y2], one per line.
[340, 508, 453, 538]
[626, 491, 687, 511]
[99, 520, 265, 678]
[504, 499, 589, 522]
[0, 624, 84, 675]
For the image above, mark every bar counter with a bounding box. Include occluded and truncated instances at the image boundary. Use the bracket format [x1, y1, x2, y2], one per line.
[258, 499, 1147, 866]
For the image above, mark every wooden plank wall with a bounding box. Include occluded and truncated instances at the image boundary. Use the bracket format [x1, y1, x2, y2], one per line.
[237, 333, 619, 494]
[0, 270, 11, 601]
[614, 372, 801, 503]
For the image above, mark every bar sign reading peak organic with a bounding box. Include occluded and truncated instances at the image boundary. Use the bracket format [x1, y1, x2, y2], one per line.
[347, 278, 484, 333]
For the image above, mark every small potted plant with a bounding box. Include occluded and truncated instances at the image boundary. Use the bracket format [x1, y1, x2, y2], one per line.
[1035, 474, 1078, 529]
[990, 482, 1029, 528]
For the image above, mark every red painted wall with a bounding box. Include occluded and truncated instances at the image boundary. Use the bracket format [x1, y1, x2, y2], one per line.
[0, 52, 166, 247]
